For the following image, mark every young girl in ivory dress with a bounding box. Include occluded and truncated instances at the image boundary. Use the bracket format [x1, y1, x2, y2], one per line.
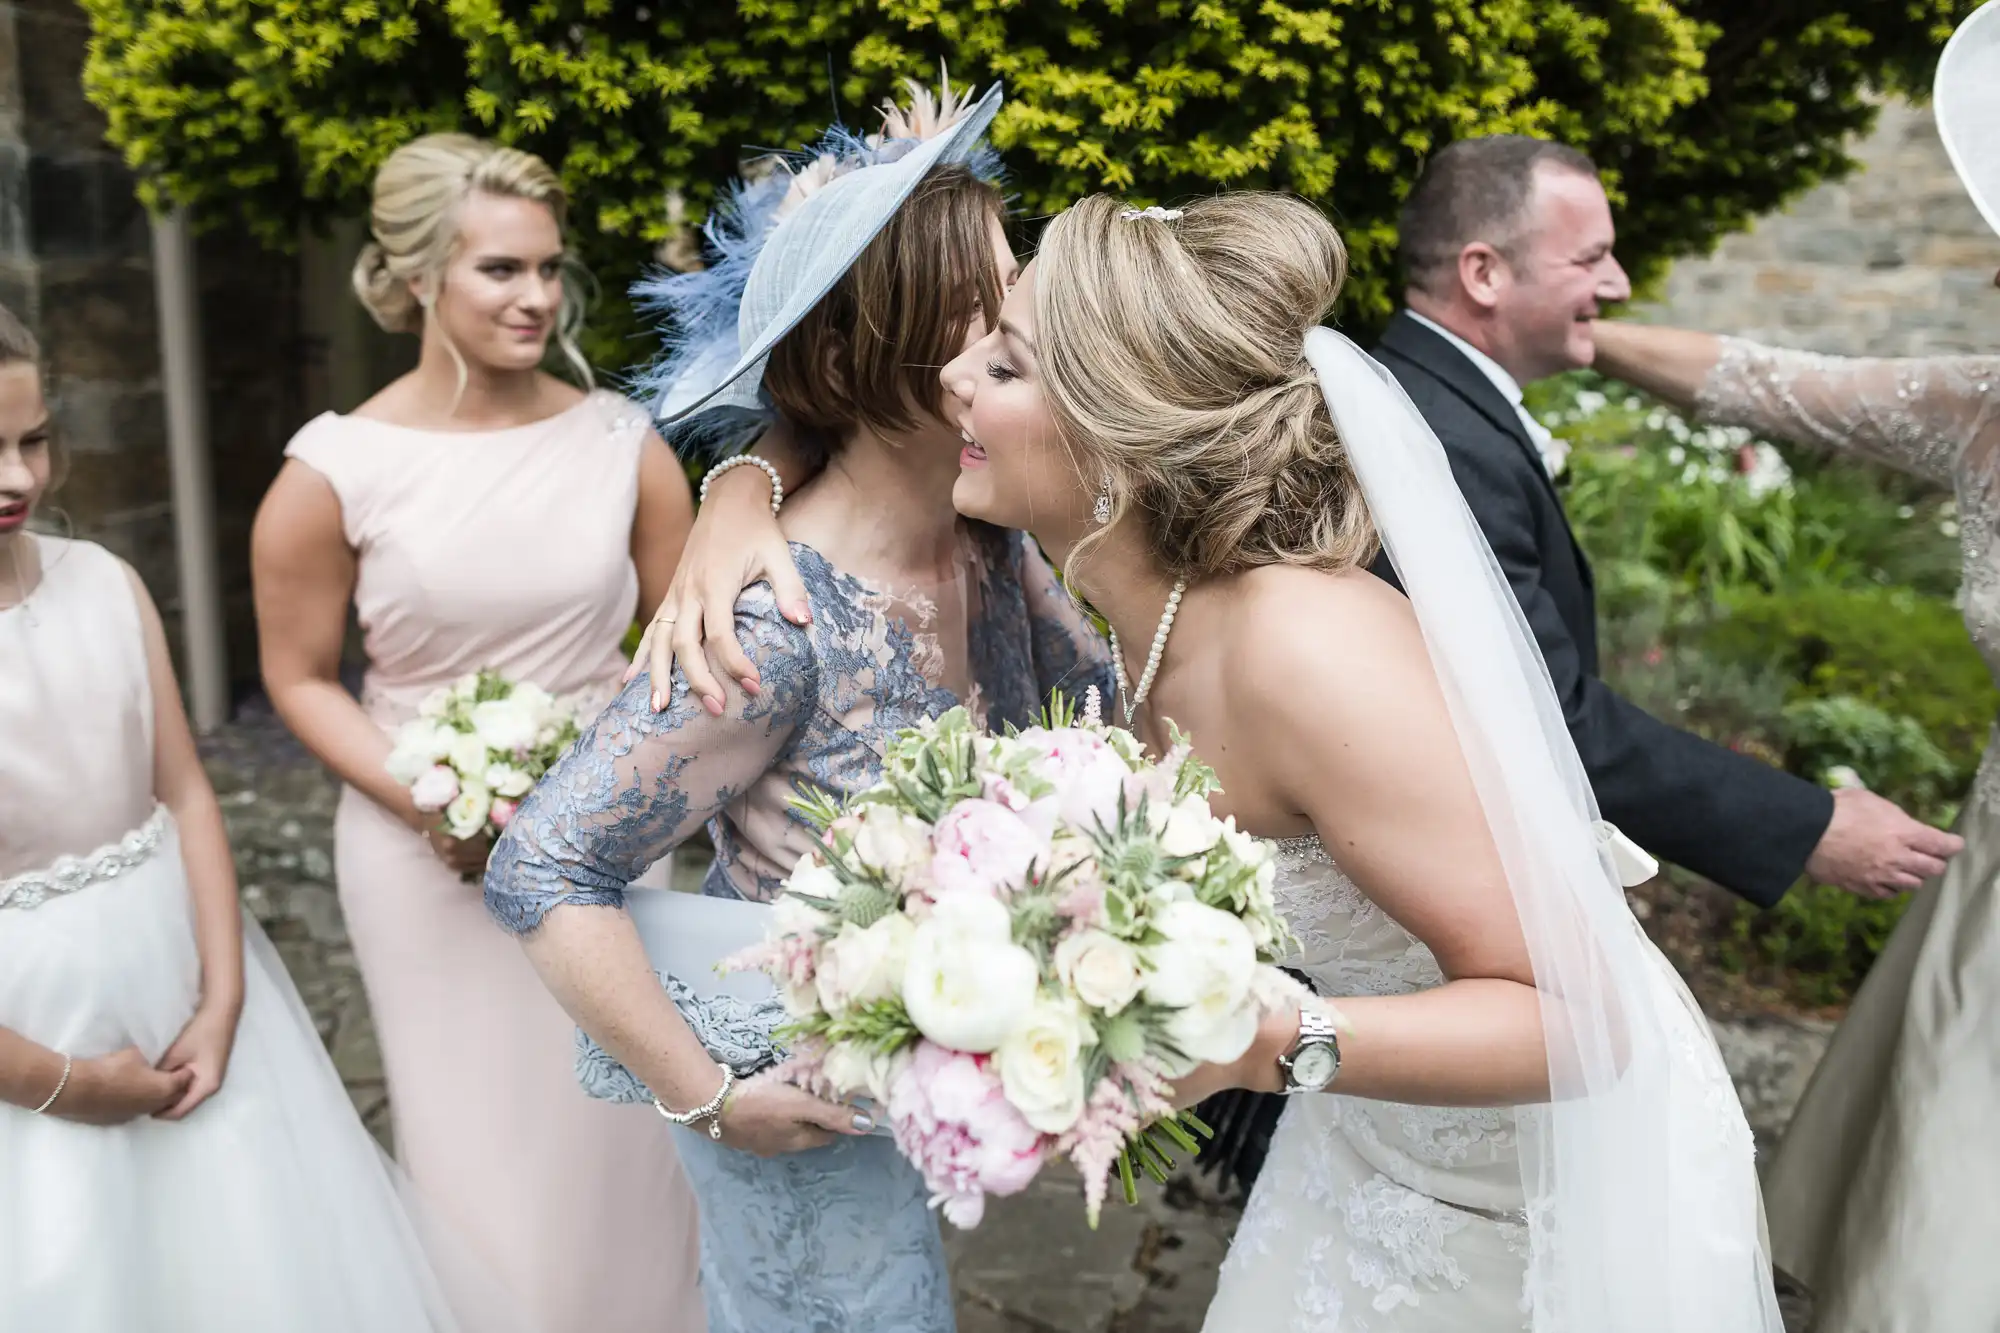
[0, 315, 514, 1329]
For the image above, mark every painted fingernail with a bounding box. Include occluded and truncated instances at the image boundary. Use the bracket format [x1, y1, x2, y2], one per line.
[652, 692, 664, 711]
[740, 678, 762, 697]
[704, 696, 725, 717]
[851, 1113, 875, 1132]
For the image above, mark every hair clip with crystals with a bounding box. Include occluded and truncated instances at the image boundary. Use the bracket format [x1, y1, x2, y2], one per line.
[1118, 206, 1184, 223]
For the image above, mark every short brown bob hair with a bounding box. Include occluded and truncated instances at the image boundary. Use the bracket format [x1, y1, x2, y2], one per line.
[762, 164, 1005, 454]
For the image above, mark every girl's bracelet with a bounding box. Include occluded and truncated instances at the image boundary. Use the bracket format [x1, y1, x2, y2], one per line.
[31, 1053, 72, 1115]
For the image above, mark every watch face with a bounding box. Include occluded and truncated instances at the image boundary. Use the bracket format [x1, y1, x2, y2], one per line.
[1291, 1042, 1338, 1090]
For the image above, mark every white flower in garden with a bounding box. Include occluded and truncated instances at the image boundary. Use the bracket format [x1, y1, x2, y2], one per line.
[902, 891, 1038, 1053]
[785, 852, 844, 904]
[996, 995, 1092, 1134]
[1740, 443, 1792, 499]
[445, 784, 493, 840]
[1053, 930, 1144, 1015]
[1572, 389, 1607, 418]
[816, 914, 917, 1015]
[1142, 900, 1257, 1012]
[471, 697, 541, 755]
[409, 764, 461, 813]
[484, 763, 535, 799]
[418, 687, 452, 720]
[821, 1039, 910, 1105]
[1158, 795, 1222, 858]
[447, 731, 492, 782]
[1824, 765, 1866, 791]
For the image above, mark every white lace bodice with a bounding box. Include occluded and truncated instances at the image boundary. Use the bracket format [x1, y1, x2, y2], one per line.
[1271, 835, 1525, 1216]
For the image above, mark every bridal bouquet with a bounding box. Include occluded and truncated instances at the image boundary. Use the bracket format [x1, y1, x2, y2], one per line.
[385, 671, 584, 841]
[726, 691, 1315, 1228]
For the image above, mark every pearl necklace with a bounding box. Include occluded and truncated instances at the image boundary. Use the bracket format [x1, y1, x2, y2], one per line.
[1108, 579, 1186, 724]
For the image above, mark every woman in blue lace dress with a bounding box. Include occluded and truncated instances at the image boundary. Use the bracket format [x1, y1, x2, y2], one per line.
[484, 81, 1109, 1332]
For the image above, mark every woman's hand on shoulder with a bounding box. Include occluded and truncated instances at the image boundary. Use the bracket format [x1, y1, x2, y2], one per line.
[628, 464, 810, 717]
[712, 1068, 872, 1157]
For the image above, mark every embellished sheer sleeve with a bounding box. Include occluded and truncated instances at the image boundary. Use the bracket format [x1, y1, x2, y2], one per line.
[1693, 337, 2000, 486]
[1018, 533, 1115, 710]
[484, 588, 817, 934]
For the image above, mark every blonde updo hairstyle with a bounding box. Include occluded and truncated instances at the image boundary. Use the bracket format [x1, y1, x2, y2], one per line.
[352, 132, 591, 388]
[1033, 192, 1376, 581]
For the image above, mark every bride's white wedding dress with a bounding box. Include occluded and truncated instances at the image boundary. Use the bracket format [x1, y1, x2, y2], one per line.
[1201, 838, 1758, 1332]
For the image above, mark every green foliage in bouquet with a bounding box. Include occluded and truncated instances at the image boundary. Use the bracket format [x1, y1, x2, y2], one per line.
[81, 0, 1976, 367]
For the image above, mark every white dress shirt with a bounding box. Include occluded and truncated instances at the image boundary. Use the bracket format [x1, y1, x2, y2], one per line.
[1406, 311, 1568, 477]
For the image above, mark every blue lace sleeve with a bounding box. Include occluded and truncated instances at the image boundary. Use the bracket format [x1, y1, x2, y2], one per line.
[484, 588, 817, 934]
[1018, 533, 1115, 711]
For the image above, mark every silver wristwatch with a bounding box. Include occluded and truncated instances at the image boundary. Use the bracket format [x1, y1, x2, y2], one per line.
[1278, 1007, 1342, 1094]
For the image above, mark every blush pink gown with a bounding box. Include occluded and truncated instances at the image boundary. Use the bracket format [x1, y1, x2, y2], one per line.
[283, 390, 703, 1332]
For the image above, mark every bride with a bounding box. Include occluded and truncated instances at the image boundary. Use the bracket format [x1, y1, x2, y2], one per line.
[637, 191, 1783, 1326]
[930, 191, 1782, 1331]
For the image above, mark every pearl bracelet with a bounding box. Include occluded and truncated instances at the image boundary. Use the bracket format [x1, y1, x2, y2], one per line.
[698, 454, 785, 516]
[654, 1062, 735, 1141]
[31, 1053, 71, 1115]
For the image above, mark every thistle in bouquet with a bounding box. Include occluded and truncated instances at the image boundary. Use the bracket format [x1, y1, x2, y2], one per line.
[725, 690, 1328, 1229]
[384, 670, 585, 853]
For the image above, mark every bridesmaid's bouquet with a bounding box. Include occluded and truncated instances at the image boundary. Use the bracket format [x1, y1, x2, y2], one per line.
[726, 690, 1320, 1228]
[385, 671, 584, 841]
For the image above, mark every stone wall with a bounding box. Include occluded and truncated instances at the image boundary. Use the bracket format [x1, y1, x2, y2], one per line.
[2, 0, 307, 691]
[1643, 98, 2000, 355]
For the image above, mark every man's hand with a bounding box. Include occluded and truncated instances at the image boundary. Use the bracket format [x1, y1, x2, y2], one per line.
[1805, 786, 1964, 899]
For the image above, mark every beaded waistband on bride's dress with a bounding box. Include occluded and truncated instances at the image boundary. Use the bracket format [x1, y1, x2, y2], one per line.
[0, 806, 171, 912]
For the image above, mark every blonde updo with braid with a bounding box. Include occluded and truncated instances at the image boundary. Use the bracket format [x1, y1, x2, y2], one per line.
[1034, 192, 1376, 580]
[352, 132, 590, 385]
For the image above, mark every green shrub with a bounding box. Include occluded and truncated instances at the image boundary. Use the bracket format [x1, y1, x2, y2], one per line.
[81, 0, 1977, 363]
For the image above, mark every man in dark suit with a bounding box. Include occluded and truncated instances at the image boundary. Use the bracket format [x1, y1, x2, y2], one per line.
[1370, 135, 1960, 907]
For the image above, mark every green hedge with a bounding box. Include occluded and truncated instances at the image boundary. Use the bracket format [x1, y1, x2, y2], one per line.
[81, 0, 1976, 363]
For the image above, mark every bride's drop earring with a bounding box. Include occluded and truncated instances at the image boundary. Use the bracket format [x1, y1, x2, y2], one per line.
[1092, 479, 1113, 526]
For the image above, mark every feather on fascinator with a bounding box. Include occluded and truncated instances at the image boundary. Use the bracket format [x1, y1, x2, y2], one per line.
[633, 73, 1005, 465]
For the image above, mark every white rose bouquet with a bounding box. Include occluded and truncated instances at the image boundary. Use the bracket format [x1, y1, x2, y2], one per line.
[725, 689, 1325, 1228]
[384, 671, 583, 844]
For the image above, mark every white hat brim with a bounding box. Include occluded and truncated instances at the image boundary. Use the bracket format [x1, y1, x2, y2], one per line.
[1936, 0, 2000, 241]
[663, 81, 1005, 426]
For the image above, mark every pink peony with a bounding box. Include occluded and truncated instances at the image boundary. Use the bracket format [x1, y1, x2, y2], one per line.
[1021, 728, 1128, 834]
[929, 799, 1048, 898]
[410, 764, 461, 813]
[889, 1041, 1047, 1228]
[489, 797, 518, 830]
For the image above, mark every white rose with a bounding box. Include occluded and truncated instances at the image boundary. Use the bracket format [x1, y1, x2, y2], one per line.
[483, 763, 535, 799]
[418, 687, 452, 720]
[445, 784, 493, 840]
[902, 892, 1038, 1053]
[996, 995, 1092, 1134]
[772, 890, 835, 938]
[852, 805, 929, 880]
[471, 697, 540, 755]
[1141, 900, 1256, 1012]
[408, 763, 461, 813]
[784, 852, 844, 905]
[450, 673, 482, 703]
[446, 731, 492, 782]
[821, 1040, 910, 1105]
[1053, 930, 1143, 1015]
[511, 681, 556, 720]
[1158, 796, 1221, 858]
[1166, 992, 1261, 1067]
[816, 914, 917, 1015]
[385, 720, 452, 784]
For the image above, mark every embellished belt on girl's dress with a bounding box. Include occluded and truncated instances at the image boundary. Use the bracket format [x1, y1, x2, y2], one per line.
[0, 806, 170, 911]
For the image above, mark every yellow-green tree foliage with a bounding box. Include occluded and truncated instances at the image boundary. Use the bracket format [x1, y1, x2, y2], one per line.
[81, 0, 1973, 359]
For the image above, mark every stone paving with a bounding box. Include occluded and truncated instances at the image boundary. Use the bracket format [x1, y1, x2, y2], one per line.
[199, 699, 1821, 1332]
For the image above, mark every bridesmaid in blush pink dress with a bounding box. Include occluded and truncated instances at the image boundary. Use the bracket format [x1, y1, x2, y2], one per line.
[251, 134, 703, 1331]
